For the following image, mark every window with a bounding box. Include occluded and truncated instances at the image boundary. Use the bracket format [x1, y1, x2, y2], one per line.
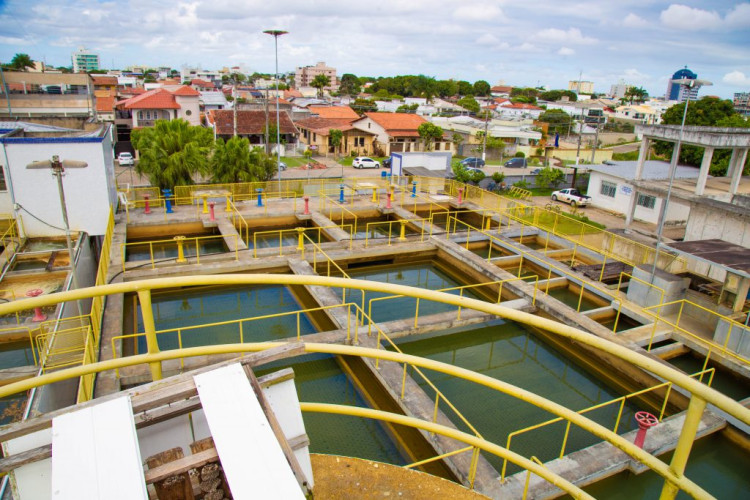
[138, 111, 143, 120]
[185, 110, 192, 116]
[0, 166, 6, 192]
[600, 181, 617, 198]
[637, 194, 656, 209]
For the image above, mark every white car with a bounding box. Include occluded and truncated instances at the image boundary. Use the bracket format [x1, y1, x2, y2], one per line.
[551, 188, 591, 207]
[117, 152, 134, 166]
[352, 157, 380, 169]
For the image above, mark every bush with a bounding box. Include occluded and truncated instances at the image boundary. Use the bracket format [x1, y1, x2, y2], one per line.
[491, 172, 505, 184]
[514, 151, 526, 158]
[536, 167, 565, 189]
[513, 179, 530, 190]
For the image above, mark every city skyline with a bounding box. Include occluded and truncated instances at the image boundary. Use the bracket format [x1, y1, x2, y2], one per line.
[1, 0, 749, 98]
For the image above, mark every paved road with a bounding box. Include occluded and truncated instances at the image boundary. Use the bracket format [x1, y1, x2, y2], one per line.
[611, 142, 641, 154]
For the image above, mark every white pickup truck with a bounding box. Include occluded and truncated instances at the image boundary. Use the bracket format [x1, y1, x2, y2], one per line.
[551, 188, 591, 207]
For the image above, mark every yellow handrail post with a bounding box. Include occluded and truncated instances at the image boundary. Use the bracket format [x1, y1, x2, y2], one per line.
[224, 193, 232, 212]
[372, 186, 378, 204]
[297, 227, 305, 251]
[399, 219, 407, 241]
[174, 236, 187, 263]
[137, 290, 162, 381]
[468, 446, 480, 489]
[659, 395, 707, 500]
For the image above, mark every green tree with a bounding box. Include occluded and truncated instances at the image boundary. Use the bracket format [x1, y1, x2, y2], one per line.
[396, 103, 419, 113]
[352, 98, 378, 113]
[329, 129, 343, 159]
[418, 122, 444, 151]
[457, 81, 473, 96]
[451, 132, 464, 153]
[536, 167, 565, 189]
[473, 80, 490, 96]
[624, 86, 648, 104]
[339, 73, 361, 96]
[9, 53, 34, 71]
[457, 96, 480, 113]
[654, 97, 748, 175]
[210, 136, 276, 183]
[437, 80, 458, 98]
[132, 119, 213, 190]
[537, 110, 573, 136]
[311, 74, 331, 97]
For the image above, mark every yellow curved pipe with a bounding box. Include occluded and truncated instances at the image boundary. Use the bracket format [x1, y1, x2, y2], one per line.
[300, 402, 594, 499]
[0, 342, 715, 499]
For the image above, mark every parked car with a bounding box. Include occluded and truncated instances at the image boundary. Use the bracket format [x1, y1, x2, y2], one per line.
[117, 152, 134, 166]
[353, 157, 380, 169]
[504, 157, 527, 168]
[460, 157, 485, 168]
[551, 188, 591, 207]
[382, 158, 392, 169]
[278, 161, 287, 171]
[529, 168, 542, 175]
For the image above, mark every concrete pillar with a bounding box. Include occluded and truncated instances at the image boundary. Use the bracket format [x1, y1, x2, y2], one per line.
[625, 188, 638, 227]
[694, 146, 714, 196]
[729, 148, 748, 196]
[726, 149, 740, 179]
[634, 137, 650, 180]
[733, 276, 750, 313]
[668, 141, 681, 179]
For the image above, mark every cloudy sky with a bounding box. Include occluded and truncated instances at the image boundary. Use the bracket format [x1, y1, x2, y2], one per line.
[1, 0, 749, 99]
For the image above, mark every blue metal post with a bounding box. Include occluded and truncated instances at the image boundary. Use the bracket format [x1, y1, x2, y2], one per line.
[256, 188, 264, 207]
[339, 184, 345, 203]
[412, 180, 417, 198]
[162, 189, 173, 214]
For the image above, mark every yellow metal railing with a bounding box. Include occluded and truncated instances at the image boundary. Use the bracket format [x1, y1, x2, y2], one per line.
[617, 272, 666, 308]
[35, 324, 94, 373]
[0, 275, 747, 499]
[252, 224, 353, 258]
[643, 299, 750, 366]
[0, 325, 38, 366]
[362, 214, 447, 247]
[120, 234, 239, 271]
[500, 367, 715, 481]
[508, 185, 532, 200]
[302, 234, 352, 304]
[367, 275, 539, 332]
[318, 193, 359, 236]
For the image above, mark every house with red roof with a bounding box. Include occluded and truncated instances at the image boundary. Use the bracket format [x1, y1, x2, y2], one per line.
[307, 106, 359, 120]
[295, 116, 376, 157]
[95, 95, 115, 122]
[115, 85, 200, 129]
[497, 101, 544, 119]
[191, 79, 216, 91]
[350, 112, 450, 155]
[207, 110, 299, 150]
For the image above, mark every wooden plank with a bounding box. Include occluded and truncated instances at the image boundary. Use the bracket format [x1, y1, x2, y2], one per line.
[145, 447, 194, 500]
[0, 443, 51, 474]
[0, 343, 306, 443]
[52, 396, 147, 500]
[194, 363, 304, 499]
[144, 448, 219, 484]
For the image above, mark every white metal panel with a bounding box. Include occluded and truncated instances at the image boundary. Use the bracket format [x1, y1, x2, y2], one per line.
[194, 364, 304, 500]
[263, 380, 314, 488]
[51, 396, 147, 500]
[136, 413, 194, 461]
[5, 429, 53, 500]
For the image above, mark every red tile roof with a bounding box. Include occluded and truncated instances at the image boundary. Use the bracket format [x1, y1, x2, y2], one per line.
[491, 85, 513, 93]
[210, 110, 298, 135]
[95, 95, 115, 113]
[295, 117, 361, 134]
[501, 102, 543, 110]
[92, 76, 118, 86]
[171, 85, 201, 96]
[118, 89, 181, 110]
[120, 87, 147, 96]
[360, 112, 427, 136]
[191, 78, 215, 89]
[309, 106, 359, 119]
[284, 89, 304, 99]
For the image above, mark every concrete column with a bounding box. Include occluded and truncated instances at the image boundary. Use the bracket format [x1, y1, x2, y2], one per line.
[726, 149, 740, 179]
[694, 146, 714, 196]
[729, 148, 748, 196]
[625, 188, 638, 226]
[668, 141, 680, 179]
[634, 137, 650, 180]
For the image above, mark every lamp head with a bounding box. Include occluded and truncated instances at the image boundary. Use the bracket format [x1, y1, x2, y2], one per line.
[263, 30, 288, 37]
[673, 78, 712, 89]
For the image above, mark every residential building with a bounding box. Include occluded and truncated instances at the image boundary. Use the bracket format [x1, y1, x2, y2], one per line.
[91, 76, 118, 94]
[191, 79, 216, 92]
[586, 160, 694, 225]
[666, 67, 699, 102]
[612, 104, 662, 124]
[116, 86, 200, 128]
[207, 110, 299, 150]
[568, 80, 594, 94]
[431, 115, 541, 157]
[71, 47, 100, 73]
[490, 85, 513, 97]
[609, 81, 633, 99]
[95, 95, 115, 122]
[734, 92, 750, 117]
[308, 106, 359, 120]
[180, 67, 221, 86]
[0, 71, 94, 119]
[199, 91, 229, 111]
[0, 123, 117, 236]
[295, 62, 338, 92]
[496, 102, 544, 120]
[351, 112, 449, 155]
[296, 116, 376, 156]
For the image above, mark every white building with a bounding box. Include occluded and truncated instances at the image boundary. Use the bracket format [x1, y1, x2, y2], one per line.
[71, 47, 100, 73]
[586, 160, 695, 225]
[610, 81, 633, 99]
[0, 124, 117, 237]
[568, 80, 594, 94]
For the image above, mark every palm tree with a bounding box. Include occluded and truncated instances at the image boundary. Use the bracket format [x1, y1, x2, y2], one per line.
[310, 74, 331, 98]
[132, 119, 214, 190]
[210, 136, 277, 183]
[9, 53, 34, 71]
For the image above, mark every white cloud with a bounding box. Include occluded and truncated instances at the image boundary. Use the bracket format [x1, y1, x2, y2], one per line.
[722, 70, 750, 86]
[453, 4, 503, 21]
[725, 3, 750, 28]
[537, 27, 597, 45]
[660, 4, 722, 30]
[476, 34, 500, 45]
[558, 47, 575, 56]
[622, 13, 648, 28]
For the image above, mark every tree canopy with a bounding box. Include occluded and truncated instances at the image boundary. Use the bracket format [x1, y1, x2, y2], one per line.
[338, 73, 361, 96]
[329, 129, 343, 158]
[209, 136, 277, 183]
[311, 74, 331, 97]
[538, 90, 578, 102]
[624, 86, 648, 104]
[417, 122, 444, 151]
[473, 80, 491, 97]
[654, 97, 749, 175]
[9, 53, 34, 71]
[537, 110, 573, 136]
[132, 119, 213, 190]
[457, 96, 480, 113]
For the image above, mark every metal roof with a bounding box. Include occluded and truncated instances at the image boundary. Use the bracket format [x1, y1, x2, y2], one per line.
[586, 161, 699, 181]
[665, 239, 750, 278]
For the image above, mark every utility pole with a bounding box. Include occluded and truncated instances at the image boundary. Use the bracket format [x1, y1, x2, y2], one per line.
[481, 112, 489, 162]
[590, 119, 601, 164]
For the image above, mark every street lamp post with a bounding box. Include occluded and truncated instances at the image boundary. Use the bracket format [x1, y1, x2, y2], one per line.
[649, 78, 711, 282]
[26, 156, 87, 318]
[263, 29, 288, 196]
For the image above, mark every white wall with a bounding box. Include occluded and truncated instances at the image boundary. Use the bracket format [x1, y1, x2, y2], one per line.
[0, 130, 117, 237]
[587, 172, 690, 225]
[174, 96, 201, 125]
